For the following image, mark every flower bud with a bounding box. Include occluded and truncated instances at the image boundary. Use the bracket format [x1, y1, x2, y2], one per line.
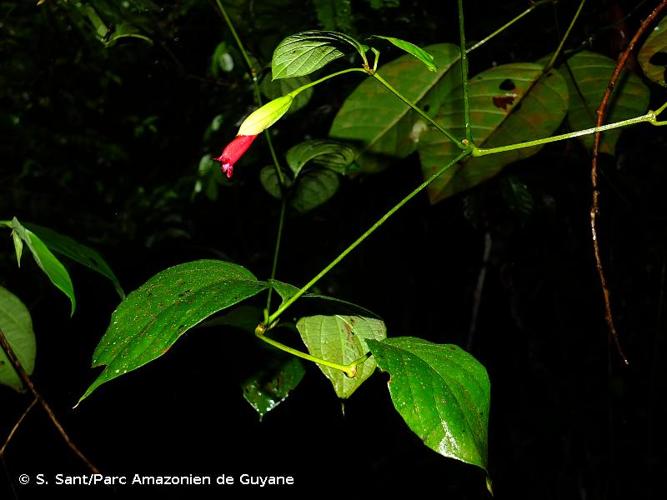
[238, 94, 294, 136]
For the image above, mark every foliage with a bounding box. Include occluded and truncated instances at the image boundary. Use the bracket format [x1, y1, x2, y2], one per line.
[2, 0, 667, 496]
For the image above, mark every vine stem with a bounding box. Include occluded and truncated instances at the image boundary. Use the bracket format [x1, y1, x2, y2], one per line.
[371, 73, 465, 149]
[466, 0, 554, 53]
[472, 109, 666, 156]
[213, 0, 287, 188]
[213, 0, 292, 307]
[457, 0, 472, 143]
[0, 398, 37, 456]
[0, 329, 99, 473]
[254, 325, 368, 377]
[545, 0, 588, 71]
[264, 150, 469, 328]
[590, 0, 667, 366]
[265, 199, 287, 313]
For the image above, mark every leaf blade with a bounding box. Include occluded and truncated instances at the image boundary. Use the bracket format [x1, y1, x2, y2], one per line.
[0, 286, 36, 392]
[272, 30, 365, 80]
[329, 43, 462, 172]
[242, 357, 305, 419]
[367, 337, 490, 471]
[296, 315, 386, 398]
[25, 223, 124, 299]
[373, 35, 437, 71]
[79, 260, 267, 403]
[561, 51, 650, 154]
[418, 63, 569, 202]
[9, 218, 76, 315]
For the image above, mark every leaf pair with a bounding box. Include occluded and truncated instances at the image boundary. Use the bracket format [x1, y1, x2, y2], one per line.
[330, 44, 650, 203]
[1, 218, 124, 315]
[271, 30, 437, 80]
[79, 258, 491, 476]
[260, 139, 357, 213]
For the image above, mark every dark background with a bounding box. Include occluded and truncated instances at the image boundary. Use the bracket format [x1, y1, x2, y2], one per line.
[1, 0, 666, 498]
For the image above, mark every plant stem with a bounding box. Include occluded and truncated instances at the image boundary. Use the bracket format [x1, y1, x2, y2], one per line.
[466, 1, 553, 54]
[0, 329, 99, 473]
[473, 112, 656, 156]
[265, 150, 469, 327]
[214, 0, 257, 83]
[254, 326, 368, 377]
[371, 72, 465, 149]
[545, 0, 587, 71]
[265, 199, 287, 313]
[0, 398, 37, 456]
[214, 0, 292, 305]
[590, 0, 667, 367]
[290, 68, 367, 96]
[213, 0, 287, 187]
[457, 0, 472, 143]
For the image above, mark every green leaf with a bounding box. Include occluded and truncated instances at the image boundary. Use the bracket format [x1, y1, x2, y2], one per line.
[267, 280, 300, 303]
[0, 287, 36, 392]
[25, 223, 124, 299]
[329, 43, 462, 172]
[296, 315, 386, 398]
[8, 218, 76, 315]
[272, 30, 366, 79]
[260, 166, 340, 213]
[638, 16, 667, 87]
[367, 337, 490, 472]
[418, 63, 569, 203]
[372, 35, 437, 72]
[291, 168, 340, 213]
[79, 260, 268, 403]
[260, 74, 313, 113]
[260, 165, 284, 201]
[286, 139, 357, 177]
[560, 51, 650, 154]
[11, 230, 23, 266]
[242, 357, 305, 419]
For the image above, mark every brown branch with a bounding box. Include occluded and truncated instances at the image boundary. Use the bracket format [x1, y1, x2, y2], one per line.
[0, 329, 99, 473]
[591, 0, 667, 366]
[0, 398, 37, 457]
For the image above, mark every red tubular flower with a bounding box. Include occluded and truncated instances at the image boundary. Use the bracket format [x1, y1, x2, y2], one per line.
[214, 134, 258, 179]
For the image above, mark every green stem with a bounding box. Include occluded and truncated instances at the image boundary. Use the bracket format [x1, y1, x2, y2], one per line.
[265, 199, 287, 313]
[265, 150, 469, 327]
[214, 0, 287, 188]
[214, 0, 257, 83]
[371, 72, 465, 149]
[289, 67, 367, 96]
[473, 111, 658, 157]
[545, 0, 587, 71]
[457, 0, 472, 143]
[254, 326, 368, 377]
[466, 1, 553, 54]
[214, 0, 290, 307]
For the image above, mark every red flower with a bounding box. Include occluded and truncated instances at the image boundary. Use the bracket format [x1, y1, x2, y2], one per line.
[214, 134, 258, 179]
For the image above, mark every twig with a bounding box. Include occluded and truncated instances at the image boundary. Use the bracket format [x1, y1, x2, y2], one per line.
[468, 232, 492, 350]
[0, 329, 99, 473]
[0, 398, 37, 457]
[590, 0, 667, 366]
